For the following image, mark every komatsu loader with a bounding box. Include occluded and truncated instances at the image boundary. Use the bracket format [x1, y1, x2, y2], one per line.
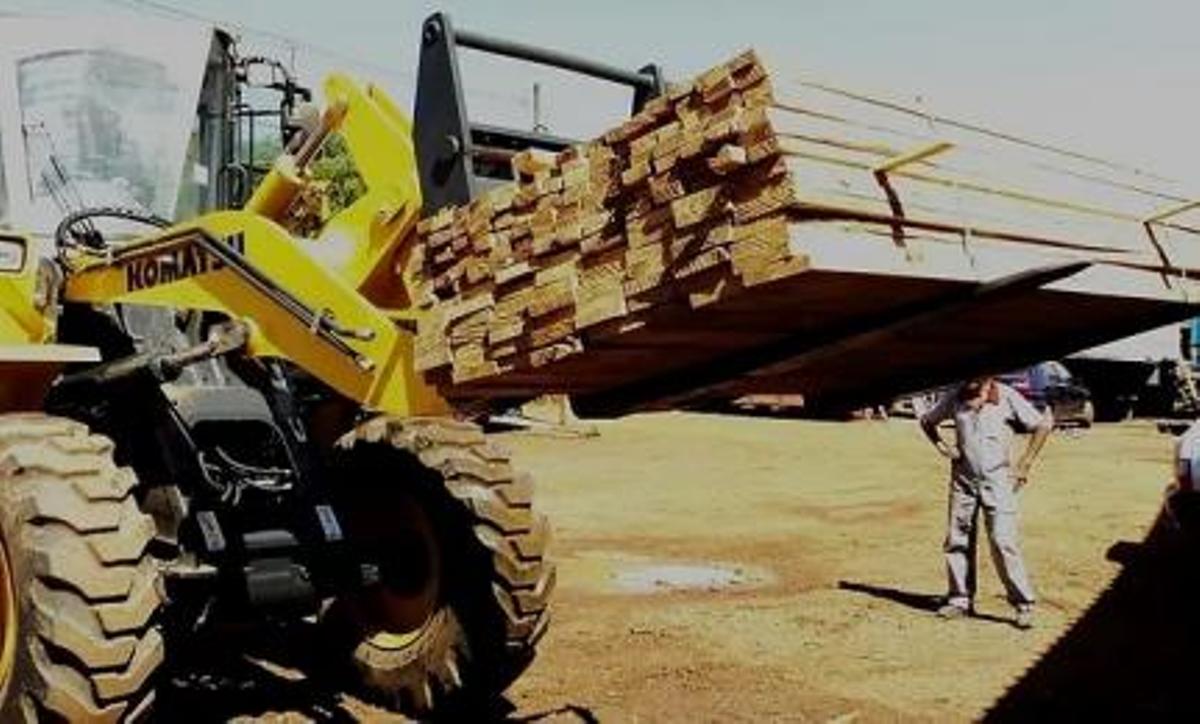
[0, 12, 625, 720]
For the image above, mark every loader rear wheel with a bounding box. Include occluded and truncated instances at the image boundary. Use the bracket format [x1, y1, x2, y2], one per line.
[327, 416, 554, 717]
[0, 414, 163, 723]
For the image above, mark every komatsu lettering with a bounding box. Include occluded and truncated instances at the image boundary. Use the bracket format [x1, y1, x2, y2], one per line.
[124, 233, 245, 292]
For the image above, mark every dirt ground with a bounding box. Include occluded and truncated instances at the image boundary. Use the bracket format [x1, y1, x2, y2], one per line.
[496, 413, 1192, 723]
[183, 412, 1200, 721]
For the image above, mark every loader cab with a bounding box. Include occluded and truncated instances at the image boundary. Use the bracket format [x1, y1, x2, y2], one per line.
[0, 14, 307, 238]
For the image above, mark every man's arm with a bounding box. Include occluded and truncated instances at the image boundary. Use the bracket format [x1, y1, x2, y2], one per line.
[920, 391, 959, 460]
[1014, 413, 1052, 488]
[1005, 386, 1053, 489]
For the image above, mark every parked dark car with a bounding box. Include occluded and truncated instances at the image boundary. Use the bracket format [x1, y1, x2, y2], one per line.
[1000, 361, 1095, 427]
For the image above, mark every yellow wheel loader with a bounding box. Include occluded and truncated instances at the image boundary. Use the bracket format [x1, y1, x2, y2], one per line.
[0, 12, 624, 719]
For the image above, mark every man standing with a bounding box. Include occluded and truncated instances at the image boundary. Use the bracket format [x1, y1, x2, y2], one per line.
[919, 376, 1052, 629]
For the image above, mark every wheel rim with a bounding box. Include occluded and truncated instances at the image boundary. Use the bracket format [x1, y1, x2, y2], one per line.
[0, 539, 17, 693]
[347, 492, 444, 650]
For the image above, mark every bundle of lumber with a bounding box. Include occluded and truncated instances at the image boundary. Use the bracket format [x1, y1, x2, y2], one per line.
[410, 50, 799, 384]
[406, 49, 1199, 409]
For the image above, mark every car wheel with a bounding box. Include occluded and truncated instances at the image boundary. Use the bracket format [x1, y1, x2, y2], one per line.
[1080, 400, 1095, 428]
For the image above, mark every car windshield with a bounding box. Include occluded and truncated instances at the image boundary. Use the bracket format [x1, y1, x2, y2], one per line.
[1041, 361, 1072, 385]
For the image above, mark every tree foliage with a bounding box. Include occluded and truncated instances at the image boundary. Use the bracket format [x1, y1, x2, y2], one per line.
[309, 133, 366, 215]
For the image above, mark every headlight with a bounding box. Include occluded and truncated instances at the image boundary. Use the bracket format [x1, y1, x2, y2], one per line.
[0, 235, 27, 272]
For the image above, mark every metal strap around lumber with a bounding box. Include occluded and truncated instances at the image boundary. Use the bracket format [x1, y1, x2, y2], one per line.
[791, 78, 1172, 181]
[779, 79, 1194, 215]
[873, 141, 955, 175]
[1144, 198, 1200, 226]
[572, 261, 1092, 418]
[1139, 197, 1200, 275]
[871, 140, 955, 251]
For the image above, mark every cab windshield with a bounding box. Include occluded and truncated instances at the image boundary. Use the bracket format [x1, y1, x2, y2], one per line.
[0, 15, 212, 235]
[18, 48, 188, 225]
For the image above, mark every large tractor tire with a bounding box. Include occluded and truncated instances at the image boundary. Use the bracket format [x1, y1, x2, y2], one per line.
[327, 416, 554, 717]
[0, 414, 163, 723]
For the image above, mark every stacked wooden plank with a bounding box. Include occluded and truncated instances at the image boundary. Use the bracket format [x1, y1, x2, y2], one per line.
[410, 50, 816, 386]
[406, 48, 1199, 404]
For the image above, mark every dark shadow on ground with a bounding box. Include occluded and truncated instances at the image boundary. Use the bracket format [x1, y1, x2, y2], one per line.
[837, 580, 1013, 625]
[984, 511, 1200, 720]
[158, 620, 597, 722]
[680, 397, 865, 421]
[508, 704, 601, 723]
[158, 620, 355, 722]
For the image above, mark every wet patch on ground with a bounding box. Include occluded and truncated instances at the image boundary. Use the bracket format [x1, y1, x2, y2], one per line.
[560, 549, 775, 595]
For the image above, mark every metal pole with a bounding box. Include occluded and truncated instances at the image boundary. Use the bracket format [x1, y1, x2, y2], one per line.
[453, 26, 658, 93]
[532, 82, 546, 133]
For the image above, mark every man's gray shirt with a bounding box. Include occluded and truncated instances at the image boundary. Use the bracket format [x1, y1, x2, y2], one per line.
[921, 383, 1047, 482]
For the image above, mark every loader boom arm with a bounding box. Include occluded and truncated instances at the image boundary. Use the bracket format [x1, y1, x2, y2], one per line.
[58, 76, 448, 417]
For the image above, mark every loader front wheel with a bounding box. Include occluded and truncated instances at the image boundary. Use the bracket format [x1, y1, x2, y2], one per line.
[0, 414, 163, 723]
[327, 417, 553, 717]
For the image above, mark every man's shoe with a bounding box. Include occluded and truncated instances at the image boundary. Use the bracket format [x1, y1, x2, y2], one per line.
[1014, 606, 1034, 630]
[936, 603, 968, 620]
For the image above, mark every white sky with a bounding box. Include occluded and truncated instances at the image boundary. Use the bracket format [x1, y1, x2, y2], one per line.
[2, 0, 1197, 184]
